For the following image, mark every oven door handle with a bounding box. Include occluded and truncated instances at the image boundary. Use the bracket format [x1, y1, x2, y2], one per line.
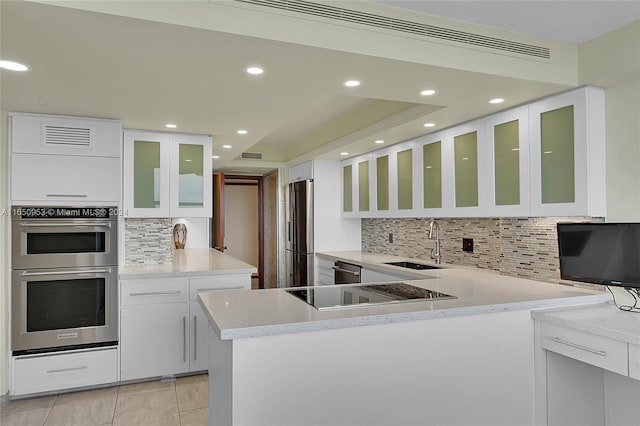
[21, 269, 110, 276]
[19, 222, 112, 228]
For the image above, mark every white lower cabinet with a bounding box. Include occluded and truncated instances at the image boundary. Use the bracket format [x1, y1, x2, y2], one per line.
[120, 274, 251, 381]
[12, 347, 118, 396]
[120, 302, 190, 381]
[316, 257, 335, 285]
[630, 344, 640, 380]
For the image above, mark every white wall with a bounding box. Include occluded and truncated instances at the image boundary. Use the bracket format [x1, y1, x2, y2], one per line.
[578, 21, 640, 222]
[1, 109, 9, 397]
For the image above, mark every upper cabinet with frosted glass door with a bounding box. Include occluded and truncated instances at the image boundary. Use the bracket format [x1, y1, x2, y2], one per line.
[417, 130, 452, 218]
[449, 119, 488, 217]
[529, 87, 605, 217]
[124, 129, 212, 218]
[486, 106, 530, 217]
[340, 154, 373, 218]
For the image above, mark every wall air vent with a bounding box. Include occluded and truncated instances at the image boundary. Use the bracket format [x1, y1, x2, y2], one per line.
[233, 0, 551, 59]
[241, 152, 263, 160]
[43, 125, 92, 146]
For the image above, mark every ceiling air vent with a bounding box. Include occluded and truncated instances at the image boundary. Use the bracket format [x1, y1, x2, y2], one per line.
[233, 0, 550, 59]
[241, 152, 263, 160]
[43, 125, 92, 146]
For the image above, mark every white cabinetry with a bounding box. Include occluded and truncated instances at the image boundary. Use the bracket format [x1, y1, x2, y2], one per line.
[288, 161, 313, 183]
[123, 129, 212, 218]
[120, 278, 190, 381]
[340, 87, 605, 219]
[485, 106, 530, 217]
[529, 87, 605, 217]
[12, 347, 118, 396]
[316, 257, 334, 285]
[9, 112, 121, 204]
[630, 344, 640, 380]
[120, 273, 250, 380]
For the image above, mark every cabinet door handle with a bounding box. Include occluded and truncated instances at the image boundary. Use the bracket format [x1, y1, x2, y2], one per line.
[47, 365, 88, 374]
[193, 315, 197, 361]
[46, 194, 88, 198]
[196, 286, 243, 292]
[129, 290, 181, 297]
[183, 316, 187, 363]
[548, 336, 607, 357]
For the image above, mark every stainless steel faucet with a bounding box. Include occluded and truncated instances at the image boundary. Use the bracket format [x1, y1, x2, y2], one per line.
[428, 220, 441, 264]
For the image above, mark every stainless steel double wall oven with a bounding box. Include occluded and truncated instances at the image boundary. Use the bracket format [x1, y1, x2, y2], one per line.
[11, 206, 118, 354]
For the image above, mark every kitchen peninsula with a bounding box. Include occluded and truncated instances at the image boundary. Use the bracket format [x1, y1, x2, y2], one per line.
[199, 251, 609, 426]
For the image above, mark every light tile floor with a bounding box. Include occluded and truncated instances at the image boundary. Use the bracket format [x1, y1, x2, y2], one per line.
[0, 374, 208, 426]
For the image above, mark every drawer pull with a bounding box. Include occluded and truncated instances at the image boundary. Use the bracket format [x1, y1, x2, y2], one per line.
[129, 290, 182, 297]
[46, 365, 88, 374]
[46, 194, 88, 198]
[197, 286, 243, 292]
[548, 336, 607, 357]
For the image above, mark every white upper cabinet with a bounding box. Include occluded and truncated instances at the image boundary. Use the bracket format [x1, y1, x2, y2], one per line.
[339, 86, 605, 219]
[124, 129, 212, 218]
[486, 106, 531, 217]
[10, 112, 121, 157]
[417, 130, 452, 218]
[288, 161, 313, 183]
[9, 113, 121, 204]
[529, 87, 605, 217]
[449, 119, 488, 217]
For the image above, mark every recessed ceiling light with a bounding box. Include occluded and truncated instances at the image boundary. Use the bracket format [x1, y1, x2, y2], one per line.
[344, 80, 360, 87]
[489, 98, 505, 104]
[236, 130, 248, 135]
[374, 140, 384, 144]
[222, 145, 232, 149]
[420, 89, 436, 96]
[423, 123, 435, 128]
[246, 66, 264, 75]
[340, 152, 349, 156]
[0, 60, 29, 71]
[212, 155, 220, 159]
[165, 123, 177, 128]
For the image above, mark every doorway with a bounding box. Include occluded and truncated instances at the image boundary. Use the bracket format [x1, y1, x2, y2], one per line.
[212, 171, 279, 289]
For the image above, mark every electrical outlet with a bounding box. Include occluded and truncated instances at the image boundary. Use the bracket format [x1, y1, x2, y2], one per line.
[463, 238, 474, 252]
[389, 233, 393, 243]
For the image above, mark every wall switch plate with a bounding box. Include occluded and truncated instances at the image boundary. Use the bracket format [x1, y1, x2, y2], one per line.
[463, 238, 474, 252]
[389, 233, 393, 243]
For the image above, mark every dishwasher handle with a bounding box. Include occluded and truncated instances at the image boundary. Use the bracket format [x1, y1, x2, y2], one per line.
[332, 266, 360, 276]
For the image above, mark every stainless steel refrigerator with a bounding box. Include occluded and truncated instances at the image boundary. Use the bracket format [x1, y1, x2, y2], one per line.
[286, 180, 314, 287]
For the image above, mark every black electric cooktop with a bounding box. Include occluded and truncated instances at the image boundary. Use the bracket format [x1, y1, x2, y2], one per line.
[286, 283, 456, 311]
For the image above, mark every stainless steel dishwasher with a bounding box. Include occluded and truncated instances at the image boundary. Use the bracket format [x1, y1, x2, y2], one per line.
[332, 261, 361, 284]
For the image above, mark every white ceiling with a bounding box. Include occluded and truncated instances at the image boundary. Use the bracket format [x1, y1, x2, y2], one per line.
[1, 1, 638, 173]
[374, 1, 640, 44]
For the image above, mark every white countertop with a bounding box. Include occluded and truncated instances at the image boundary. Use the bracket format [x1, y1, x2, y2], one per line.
[119, 248, 257, 279]
[200, 251, 610, 340]
[531, 302, 640, 345]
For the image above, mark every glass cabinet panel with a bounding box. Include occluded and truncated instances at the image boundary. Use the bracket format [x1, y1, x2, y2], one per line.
[422, 141, 442, 209]
[494, 120, 520, 205]
[343, 165, 353, 212]
[541, 105, 575, 203]
[397, 149, 413, 210]
[454, 131, 478, 208]
[133, 140, 161, 208]
[358, 160, 370, 212]
[178, 144, 204, 208]
[376, 155, 389, 211]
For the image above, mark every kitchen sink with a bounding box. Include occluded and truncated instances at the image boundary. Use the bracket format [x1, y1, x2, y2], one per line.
[384, 261, 441, 270]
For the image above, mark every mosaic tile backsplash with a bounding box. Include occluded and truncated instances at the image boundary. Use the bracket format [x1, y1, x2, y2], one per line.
[124, 218, 173, 265]
[362, 217, 602, 283]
